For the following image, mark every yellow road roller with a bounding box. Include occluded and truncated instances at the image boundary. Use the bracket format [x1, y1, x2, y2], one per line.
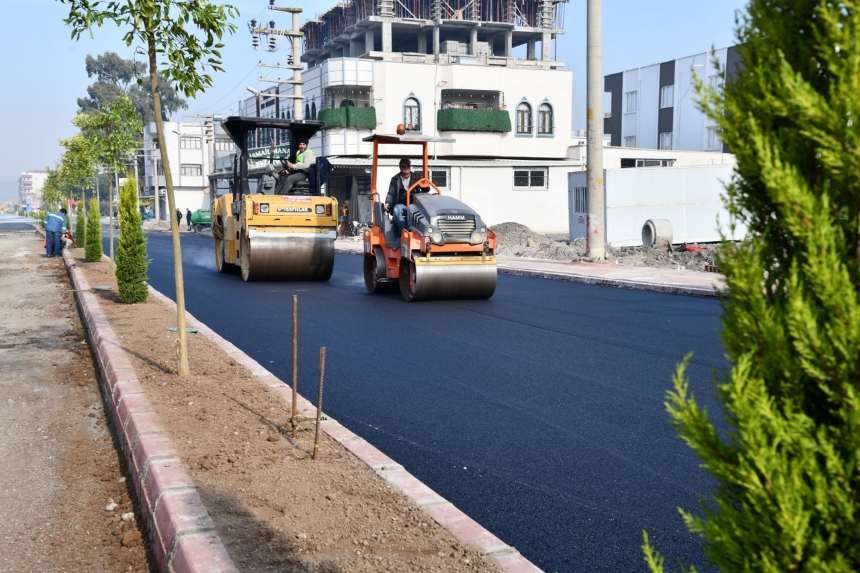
[209, 116, 337, 281]
[362, 129, 497, 301]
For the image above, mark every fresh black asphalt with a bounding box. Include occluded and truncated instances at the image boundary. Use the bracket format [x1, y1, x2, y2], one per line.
[112, 231, 727, 572]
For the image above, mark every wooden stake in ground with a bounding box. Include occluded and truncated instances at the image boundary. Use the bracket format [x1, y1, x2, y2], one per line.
[312, 347, 326, 460]
[291, 295, 298, 439]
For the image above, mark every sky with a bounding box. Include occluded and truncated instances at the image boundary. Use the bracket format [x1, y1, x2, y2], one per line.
[0, 0, 748, 185]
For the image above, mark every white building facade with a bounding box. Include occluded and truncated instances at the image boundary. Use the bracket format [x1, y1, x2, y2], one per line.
[238, 0, 579, 234]
[19, 170, 48, 211]
[141, 119, 234, 220]
[603, 46, 742, 153]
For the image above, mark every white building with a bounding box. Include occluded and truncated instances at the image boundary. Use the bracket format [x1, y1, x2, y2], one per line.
[603, 45, 742, 153]
[226, 1, 741, 243]
[141, 119, 234, 220]
[19, 170, 48, 211]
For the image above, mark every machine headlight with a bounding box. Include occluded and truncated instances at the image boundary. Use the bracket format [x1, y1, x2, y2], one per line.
[260, 204, 270, 213]
[469, 230, 484, 245]
[431, 232, 444, 245]
[427, 226, 433, 233]
[315, 205, 325, 214]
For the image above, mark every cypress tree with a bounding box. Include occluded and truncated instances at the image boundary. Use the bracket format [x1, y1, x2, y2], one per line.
[85, 197, 103, 262]
[75, 202, 86, 248]
[645, 2, 860, 571]
[115, 178, 149, 303]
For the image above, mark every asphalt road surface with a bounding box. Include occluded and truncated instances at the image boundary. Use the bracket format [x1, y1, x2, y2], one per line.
[118, 231, 728, 572]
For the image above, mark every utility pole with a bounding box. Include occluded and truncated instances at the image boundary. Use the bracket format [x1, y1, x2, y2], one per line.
[586, 0, 605, 260]
[247, 5, 305, 119]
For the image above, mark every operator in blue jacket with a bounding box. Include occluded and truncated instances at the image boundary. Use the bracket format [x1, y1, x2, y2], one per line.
[45, 208, 67, 257]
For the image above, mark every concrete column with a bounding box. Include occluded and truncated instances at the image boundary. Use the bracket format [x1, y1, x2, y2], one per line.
[542, 32, 551, 61]
[505, 30, 513, 57]
[350, 38, 360, 57]
[382, 21, 392, 53]
[527, 38, 535, 60]
[365, 28, 375, 52]
[433, 25, 440, 55]
[470, 27, 478, 55]
[586, 0, 605, 259]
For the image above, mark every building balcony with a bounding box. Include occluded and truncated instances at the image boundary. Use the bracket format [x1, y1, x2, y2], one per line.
[436, 108, 511, 133]
[317, 106, 377, 130]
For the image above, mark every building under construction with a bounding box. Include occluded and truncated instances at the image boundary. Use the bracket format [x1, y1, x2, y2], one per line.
[302, 0, 567, 68]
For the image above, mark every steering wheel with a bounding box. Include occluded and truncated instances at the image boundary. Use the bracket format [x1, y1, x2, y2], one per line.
[406, 177, 440, 204]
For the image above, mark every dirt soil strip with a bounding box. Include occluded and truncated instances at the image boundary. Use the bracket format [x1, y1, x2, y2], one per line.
[66, 247, 539, 573]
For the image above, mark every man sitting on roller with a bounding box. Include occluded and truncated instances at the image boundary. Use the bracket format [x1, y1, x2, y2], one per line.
[384, 158, 429, 236]
[276, 139, 316, 194]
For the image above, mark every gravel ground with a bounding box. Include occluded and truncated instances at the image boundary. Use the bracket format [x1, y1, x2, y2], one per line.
[492, 222, 723, 272]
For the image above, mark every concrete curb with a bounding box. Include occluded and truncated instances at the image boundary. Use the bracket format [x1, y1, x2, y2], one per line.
[495, 265, 723, 298]
[64, 249, 541, 572]
[334, 246, 724, 298]
[65, 253, 238, 573]
[146, 286, 543, 573]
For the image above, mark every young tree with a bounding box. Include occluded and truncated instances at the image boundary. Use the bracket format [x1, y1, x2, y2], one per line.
[41, 166, 65, 208]
[645, 2, 860, 571]
[61, 0, 238, 376]
[74, 94, 143, 268]
[115, 177, 149, 303]
[85, 197, 103, 262]
[59, 133, 99, 249]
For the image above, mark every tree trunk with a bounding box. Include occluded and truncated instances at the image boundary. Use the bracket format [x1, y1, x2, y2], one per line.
[147, 32, 189, 376]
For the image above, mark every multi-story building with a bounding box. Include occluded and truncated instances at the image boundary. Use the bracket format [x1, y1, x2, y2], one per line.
[141, 118, 234, 220]
[603, 46, 741, 153]
[19, 170, 48, 211]
[239, 0, 579, 233]
[227, 1, 742, 242]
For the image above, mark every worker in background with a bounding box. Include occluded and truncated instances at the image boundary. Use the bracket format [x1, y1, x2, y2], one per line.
[176, 208, 182, 227]
[45, 207, 67, 257]
[186, 208, 193, 230]
[277, 139, 316, 194]
[384, 158, 429, 236]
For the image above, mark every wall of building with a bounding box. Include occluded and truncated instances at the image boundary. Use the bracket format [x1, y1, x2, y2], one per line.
[569, 163, 746, 246]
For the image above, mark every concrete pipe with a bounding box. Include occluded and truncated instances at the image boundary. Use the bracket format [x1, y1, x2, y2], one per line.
[642, 219, 673, 250]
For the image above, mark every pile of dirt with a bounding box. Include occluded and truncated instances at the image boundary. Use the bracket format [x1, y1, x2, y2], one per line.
[492, 222, 722, 272]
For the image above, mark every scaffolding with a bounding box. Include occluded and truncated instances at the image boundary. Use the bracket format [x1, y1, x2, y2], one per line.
[302, 0, 566, 52]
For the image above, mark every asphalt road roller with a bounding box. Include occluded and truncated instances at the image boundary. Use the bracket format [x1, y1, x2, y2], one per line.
[362, 129, 497, 301]
[209, 116, 337, 281]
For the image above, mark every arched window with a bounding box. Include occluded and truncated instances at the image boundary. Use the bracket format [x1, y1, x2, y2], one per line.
[403, 96, 421, 132]
[516, 101, 532, 135]
[312, 102, 317, 120]
[305, 104, 311, 120]
[538, 102, 554, 135]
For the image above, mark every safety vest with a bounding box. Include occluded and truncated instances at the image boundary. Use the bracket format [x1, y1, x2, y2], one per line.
[296, 148, 316, 169]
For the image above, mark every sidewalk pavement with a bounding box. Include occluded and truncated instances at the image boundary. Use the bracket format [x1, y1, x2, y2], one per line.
[332, 237, 725, 298]
[68, 229, 724, 572]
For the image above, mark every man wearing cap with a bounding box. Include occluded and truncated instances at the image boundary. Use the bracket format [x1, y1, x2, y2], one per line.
[277, 139, 316, 194]
[384, 158, 429, 236]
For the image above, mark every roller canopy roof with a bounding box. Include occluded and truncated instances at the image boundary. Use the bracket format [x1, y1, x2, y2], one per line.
[362, 133, 455, 144]
[220, 116, 326, 153]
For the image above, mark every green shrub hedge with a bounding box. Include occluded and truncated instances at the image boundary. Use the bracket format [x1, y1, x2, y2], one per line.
[436, 108, 511, 132]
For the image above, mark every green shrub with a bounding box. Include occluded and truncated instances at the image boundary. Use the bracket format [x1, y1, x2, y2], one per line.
[115, 178, 149, 303]
[645, 2, 860, 572]
[75, 203, 86, 248]
[318, 106, 377, 130]
[84, 197, 102, 262]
